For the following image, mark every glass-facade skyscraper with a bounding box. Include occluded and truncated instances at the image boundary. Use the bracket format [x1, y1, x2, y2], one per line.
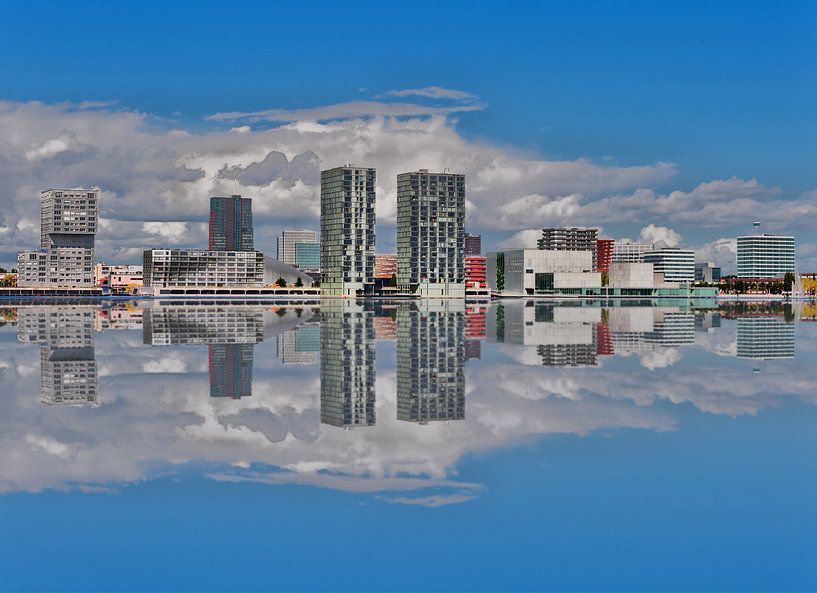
[396, 170, 465, 297]
[209, 195, 254, 251]
[320, 166, 376, 296]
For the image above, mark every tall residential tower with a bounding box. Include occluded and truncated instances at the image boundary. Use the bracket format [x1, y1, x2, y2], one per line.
[320, 166, 376, 296]
[396, 170, 465, 297]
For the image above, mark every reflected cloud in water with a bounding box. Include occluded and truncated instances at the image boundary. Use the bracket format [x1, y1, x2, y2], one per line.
[0, 298, 812, 503]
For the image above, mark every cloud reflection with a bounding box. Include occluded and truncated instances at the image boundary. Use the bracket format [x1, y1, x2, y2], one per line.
[0, 299, 812, 503]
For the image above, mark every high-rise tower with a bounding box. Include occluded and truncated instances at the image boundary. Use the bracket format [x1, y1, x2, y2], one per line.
[320, 166, 376, 296]
[18, 188, 99, 286]
[209, 195, 254, 251]
[396, 170, 465, 297]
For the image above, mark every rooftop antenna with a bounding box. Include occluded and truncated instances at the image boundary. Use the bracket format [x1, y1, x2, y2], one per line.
[233, 176, 239, 196]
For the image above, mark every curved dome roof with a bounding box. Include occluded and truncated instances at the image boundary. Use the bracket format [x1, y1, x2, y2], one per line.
[263, 257, 315, 286]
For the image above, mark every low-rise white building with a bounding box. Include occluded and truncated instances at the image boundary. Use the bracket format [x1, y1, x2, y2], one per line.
[142, 249, 266, 288]
[486, 249, 601, 296]
[608, 262, 655, 289]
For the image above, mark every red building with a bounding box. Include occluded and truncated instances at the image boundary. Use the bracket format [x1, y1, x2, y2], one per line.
[596, 239, 614, 272]
[465, 256, 487, 289]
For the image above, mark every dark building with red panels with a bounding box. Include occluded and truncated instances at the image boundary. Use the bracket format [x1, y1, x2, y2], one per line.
[464, 233, 482, 256]
[596, 239, 614, 272]
[209, 195, 254, 251]
[465, 256, 487, 289]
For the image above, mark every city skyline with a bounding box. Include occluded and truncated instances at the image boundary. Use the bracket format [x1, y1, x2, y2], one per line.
[1, 4, 815, 274]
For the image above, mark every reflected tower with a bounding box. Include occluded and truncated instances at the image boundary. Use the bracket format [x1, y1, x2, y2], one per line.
[320, 301, 376, 427]
[143, 306, 264, 398]
[18, 307, 98, 406]
[396, 300, 465, 423]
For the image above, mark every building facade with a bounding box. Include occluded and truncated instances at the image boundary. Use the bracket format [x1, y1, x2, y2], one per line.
[537, 228, 598, 267]
[464, 233, 482, 256]
[209, 195, 254, 251]
[643, 248, 695, 282]
[18, 188, 99, 287]
[596, 239, 615, 272]
[320, 166, 376, 296]
[374, 254, 397, 279]
[142, 249, 266, 288]
[736, 234, 796, 279]
[294, 241, 320, 272]
[611, 242, 653, 263]
[277, 229, 318, 266]
[396, 170, 465, 297]
[464, 256, 487, 290]
[695, 262, 722, 283]
[487, 249, 600, 296]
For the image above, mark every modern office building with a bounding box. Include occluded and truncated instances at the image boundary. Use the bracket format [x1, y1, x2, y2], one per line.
[142, 249, 266, 288]
[277, 230, 318, 266]
[736, 316, 796, 359]
[320, 166, 376, 296]
[209, 195, 254, 251]
[397, 300, 465, 423]
[596, 239, 615, 272]
[695, 262, 722, 283]
[643, 248, 695, 282]
[18, 188, 99, 287]
[320, 301, 376, 427]
[465, 233, 482, 256]
[294, 241, 320, 272]
[487, 249, 600, 296]
[18, 307, 98, 406]
[396, 170, 465, 297]
[736, 234, 796, 279]
[612, 242, 653, 263]
[464, 256, 487, 290]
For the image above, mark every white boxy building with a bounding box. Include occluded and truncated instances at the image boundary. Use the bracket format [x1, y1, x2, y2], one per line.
[486, 249, 601, 296]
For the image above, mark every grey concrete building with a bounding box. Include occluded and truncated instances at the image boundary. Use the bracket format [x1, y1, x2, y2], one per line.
[320, 166, 376, 296]
[18, 188, 99, 287]
[396, 170, 465, 297]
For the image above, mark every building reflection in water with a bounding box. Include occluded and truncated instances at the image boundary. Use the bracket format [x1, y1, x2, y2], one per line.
[396, 300, 465, 424]
[17, 307, 99, 406]
[320, 300, 376, 428]
[276, 322, 320, 365]
[488, 301, 701, 365]
[143, 305, 264, 399]
[736, 316, 796, 360]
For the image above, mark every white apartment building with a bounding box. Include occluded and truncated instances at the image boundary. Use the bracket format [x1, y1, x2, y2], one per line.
[643, 248, 695, 282]
[142, 249, 266, 288]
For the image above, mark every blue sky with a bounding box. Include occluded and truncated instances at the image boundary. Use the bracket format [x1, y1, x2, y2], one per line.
[0, 1, 815, 267]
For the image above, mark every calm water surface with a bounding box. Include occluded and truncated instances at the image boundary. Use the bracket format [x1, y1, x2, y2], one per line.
[0, 299, 814, 591]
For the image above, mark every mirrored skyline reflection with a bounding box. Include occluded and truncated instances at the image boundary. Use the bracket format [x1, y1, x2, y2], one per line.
[0, 300, 813, 500]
